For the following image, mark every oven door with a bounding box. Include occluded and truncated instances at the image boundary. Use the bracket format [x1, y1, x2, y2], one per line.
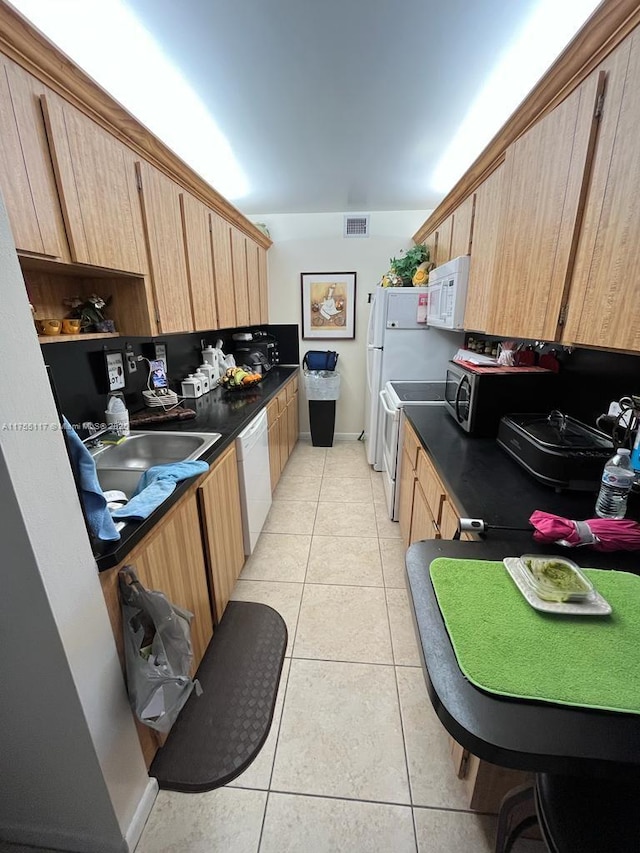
[379, 387, 401, 519]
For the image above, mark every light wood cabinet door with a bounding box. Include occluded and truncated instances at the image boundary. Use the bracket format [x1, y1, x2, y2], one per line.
[465, 165, 505, 332]
[268, 420, 281, 492]
[416, 449, 445, 525]
[41, 92, 147, 273]
[424, 231, 437, 268]
[398, 446, 416, 547]
[287, 395, 298, 455]
[99, 493, 213, 767]
[245, 239, 261, 326]
[487, 71, 602, 340]
[440, 499, 460, 540]
[230, 226, 250, 327]
[410, 480, 439, 545]
[277, 410, 289, 478]
[133, 495, 213, 671]
[210, 210, 236, 329]
[136, 160, 194, 333]
[257, 244, 269, 323]
[563, 35, 640, 350]
[198, 445, 245, 623]
[180, 192, 217, 331]
[0, 58, 68, 258]
[435, 215, 453, 265]
[450, 194, 475, 259]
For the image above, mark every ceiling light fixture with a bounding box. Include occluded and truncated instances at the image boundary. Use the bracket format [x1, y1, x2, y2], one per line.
[11, 0, 250, 201]
[429, 0, 602, 197]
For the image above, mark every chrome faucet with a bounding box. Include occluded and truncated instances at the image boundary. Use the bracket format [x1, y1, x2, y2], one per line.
[82, 425, 112, 449]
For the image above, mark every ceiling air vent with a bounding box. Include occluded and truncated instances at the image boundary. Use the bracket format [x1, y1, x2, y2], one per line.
[344, 214, 369, 238]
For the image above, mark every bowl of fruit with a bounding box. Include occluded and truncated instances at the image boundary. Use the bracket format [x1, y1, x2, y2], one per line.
[220, 366, 263, 391]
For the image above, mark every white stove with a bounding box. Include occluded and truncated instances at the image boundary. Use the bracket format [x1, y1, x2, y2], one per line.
[379, 380, 447, 521]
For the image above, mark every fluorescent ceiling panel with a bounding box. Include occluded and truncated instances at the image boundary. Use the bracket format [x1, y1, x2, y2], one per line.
[11, 0, 249, 200]
[430, 0, 603, 195]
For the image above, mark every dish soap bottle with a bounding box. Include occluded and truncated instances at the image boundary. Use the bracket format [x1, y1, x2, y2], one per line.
[594, 448, 635, 519]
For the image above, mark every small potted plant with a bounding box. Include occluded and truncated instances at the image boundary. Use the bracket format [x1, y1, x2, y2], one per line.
[381, 244, 432, 287]
[63, 294, 115, 333]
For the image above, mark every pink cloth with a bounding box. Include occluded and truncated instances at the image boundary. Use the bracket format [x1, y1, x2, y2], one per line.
[529, 510, 640, 552]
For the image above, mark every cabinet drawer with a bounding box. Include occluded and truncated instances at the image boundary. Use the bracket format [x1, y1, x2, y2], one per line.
[402, 421, 421, 472]
[285, 377, 297, 402]
[416, 449, 445, 524]
[266, 398, 280, 428]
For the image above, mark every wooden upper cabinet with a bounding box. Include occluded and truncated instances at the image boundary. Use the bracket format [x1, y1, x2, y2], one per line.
[230, 226, 250, 327]
[464, 165, 505, 332]
[245, 239, 261, 326]
[435, 215, 453, 266]
[0, 58, 68, 259]
[41, 91, 147, 273]
[450, 194, 475, 259]
[563, 35, 640, 350]
[210, 210, 236, 329]
[257, 244, 269, 323]
[180, 192, 217, 331]
[136, 161, 193, 333]
[487, 71, 602, 341]
[424, 232, 437, 268]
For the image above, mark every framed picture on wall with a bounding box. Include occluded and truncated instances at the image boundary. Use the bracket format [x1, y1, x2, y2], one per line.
[300, 272, 357, 339]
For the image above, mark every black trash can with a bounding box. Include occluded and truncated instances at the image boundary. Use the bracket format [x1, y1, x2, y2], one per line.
[304, 370, 341, 447]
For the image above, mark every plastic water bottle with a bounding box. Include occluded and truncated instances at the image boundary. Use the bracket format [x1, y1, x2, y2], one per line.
[594, 448, 635, 519]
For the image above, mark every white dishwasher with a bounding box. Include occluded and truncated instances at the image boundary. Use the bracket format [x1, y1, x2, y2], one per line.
[235, 408, 272, 555]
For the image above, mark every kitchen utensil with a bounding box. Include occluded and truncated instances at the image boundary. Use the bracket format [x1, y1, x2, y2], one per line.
[529, 510, 640, 552]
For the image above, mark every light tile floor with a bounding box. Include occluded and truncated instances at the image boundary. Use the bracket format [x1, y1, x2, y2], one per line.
[137, 440, 544, 853]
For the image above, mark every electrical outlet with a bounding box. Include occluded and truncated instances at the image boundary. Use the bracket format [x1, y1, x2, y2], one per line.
[126, 349, 137, 373]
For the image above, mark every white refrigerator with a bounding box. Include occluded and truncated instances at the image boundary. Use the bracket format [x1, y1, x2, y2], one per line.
[365, 286, 464, 470]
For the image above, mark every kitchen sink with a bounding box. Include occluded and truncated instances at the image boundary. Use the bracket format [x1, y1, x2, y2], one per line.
[92, 430, 221, 497]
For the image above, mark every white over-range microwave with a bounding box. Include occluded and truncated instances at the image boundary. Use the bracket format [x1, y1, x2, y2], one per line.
[427, 255, 470, 330]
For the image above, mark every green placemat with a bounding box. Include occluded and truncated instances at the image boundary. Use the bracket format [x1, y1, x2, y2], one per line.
[429, 558, 640, 715]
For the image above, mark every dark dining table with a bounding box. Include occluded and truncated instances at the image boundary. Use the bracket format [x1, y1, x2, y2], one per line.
[405, 539, 640, 782]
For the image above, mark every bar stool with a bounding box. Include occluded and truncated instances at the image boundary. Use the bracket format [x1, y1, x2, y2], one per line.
[495, 772, 640, 852]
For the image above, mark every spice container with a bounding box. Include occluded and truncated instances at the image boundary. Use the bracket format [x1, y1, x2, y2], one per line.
[516, 555, 594, 603]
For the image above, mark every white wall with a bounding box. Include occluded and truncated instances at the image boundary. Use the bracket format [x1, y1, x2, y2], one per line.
[0, 195, 155, 852]
[259, 211, 431, 437]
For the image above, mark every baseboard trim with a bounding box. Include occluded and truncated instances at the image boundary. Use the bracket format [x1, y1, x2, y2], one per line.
[125, 777, 158, 852]
[299, 432, 362, 442]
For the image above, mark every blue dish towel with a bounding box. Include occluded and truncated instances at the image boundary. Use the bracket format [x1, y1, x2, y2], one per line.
[111, 460, 209, 522]
[63, 417, 121, 542]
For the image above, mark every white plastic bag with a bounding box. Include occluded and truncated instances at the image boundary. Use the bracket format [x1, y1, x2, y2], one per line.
[119, 567, 202, 733]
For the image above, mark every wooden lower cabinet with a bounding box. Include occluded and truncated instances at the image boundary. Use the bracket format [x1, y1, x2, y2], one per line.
[198, 444, 245, 623]
[99, 491, 213, 766]
[410, 479, 439, 544]
[399, 422, 475, 545]
[267, 374, 299, 491]
[450, 738, 532, 813]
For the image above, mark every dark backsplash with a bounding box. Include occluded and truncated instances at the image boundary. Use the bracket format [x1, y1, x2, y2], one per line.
[555, 347, 640, 427]
[42, 324, 300, 432]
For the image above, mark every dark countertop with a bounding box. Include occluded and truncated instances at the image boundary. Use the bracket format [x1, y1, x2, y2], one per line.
[405, 407, 640, 530]
[94, 366, 298, 571]
[405, 539, 640, 778]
